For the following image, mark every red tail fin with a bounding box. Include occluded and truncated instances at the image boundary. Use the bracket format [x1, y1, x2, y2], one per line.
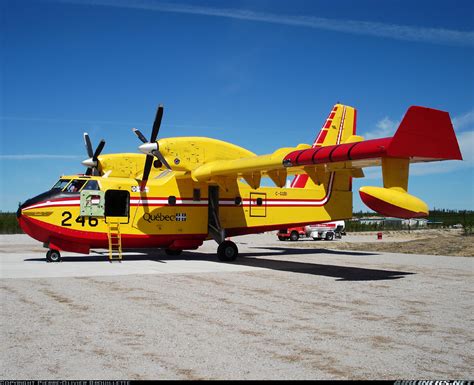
[387, 106, 462, 160]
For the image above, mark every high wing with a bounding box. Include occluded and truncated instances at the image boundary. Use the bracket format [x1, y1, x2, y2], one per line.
[135, 103, 461, 218]
[189, 103, 462, 218]
[191, 104, 359, 188]
[190, 104, 461, 187]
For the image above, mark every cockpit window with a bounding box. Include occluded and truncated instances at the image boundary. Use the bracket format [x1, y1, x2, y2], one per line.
[82, 180, 100, 191]
[65, 179, 88, 193]
[51, 179, 71, 190]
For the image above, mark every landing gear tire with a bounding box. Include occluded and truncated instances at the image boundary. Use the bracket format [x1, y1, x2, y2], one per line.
[278, 236, 287, 241]
[289, 231, 299, 241]
[46, 249, 61, 263]
[165, 249, 182, 256]
[217, 241, 238, 262]
[325, 232, 334, 241]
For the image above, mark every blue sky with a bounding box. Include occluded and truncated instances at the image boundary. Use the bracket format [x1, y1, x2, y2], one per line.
[1, 0, 473, 212]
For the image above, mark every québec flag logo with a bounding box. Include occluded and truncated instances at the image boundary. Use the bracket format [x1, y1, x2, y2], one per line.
[176, 213, 187, 222]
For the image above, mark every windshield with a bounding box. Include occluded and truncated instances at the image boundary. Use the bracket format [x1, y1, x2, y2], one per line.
[51, 179, 71, 190]
[82, 180, 100, 191]
[65, 179, 88, 193]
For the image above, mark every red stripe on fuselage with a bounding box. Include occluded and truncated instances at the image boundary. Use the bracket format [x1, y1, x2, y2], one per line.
[18, 214, 207, 253]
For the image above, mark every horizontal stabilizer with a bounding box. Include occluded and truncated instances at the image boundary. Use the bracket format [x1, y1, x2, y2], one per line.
[282, 106, 462, 169]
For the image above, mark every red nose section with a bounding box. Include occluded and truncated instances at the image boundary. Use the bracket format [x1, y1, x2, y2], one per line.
[17, 213, 49, 244]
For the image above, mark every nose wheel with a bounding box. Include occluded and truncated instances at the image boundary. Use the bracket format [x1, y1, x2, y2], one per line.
[46, 249, 61, 263]
[217, 240, 238, 262]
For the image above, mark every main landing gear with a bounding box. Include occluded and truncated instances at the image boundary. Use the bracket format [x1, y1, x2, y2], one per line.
[208, 185, 239, 262]
[46, 249, 61, 263]
[217, 240, 238, 262]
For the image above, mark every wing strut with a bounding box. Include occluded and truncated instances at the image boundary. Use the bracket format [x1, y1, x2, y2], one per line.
[208, 186, 226, 244]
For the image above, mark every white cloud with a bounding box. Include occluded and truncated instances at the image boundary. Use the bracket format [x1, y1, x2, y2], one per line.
[363, 117, 399, 139]
[56, 0, 474, 47]
[452, 109, 474, 131]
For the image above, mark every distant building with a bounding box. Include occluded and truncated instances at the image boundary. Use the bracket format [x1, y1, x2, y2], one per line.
[402, 218, 428, 227]
[355, 217, 428, 227]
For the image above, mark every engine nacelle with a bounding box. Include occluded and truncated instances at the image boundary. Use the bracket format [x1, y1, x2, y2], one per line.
[359, 186, 428, 219]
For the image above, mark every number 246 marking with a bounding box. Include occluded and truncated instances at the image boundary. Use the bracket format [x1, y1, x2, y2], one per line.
[61, 211, 98, 227]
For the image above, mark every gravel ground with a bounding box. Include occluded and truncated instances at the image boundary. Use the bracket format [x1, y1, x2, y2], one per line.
[0, 233, 473, 379]
[291, 229, 474, 257]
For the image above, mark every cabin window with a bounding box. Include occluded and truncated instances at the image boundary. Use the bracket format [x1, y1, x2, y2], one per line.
[51, 179, 71, 191]
[256, 197, 263, 206]
[193, 189, 201, 201]
[82, 180, 100, 191]
[65, 179, 88, 193]
[234, 196, 242, 206]
[168, 196, 177, 205]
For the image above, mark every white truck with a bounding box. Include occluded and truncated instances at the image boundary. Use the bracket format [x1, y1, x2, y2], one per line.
[304, 220, 345, 241]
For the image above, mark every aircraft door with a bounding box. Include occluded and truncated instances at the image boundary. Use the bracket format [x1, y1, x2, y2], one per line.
[80, 190, 105, 217]
[104, 190, 130, 223]
[250, 192, 266, 217]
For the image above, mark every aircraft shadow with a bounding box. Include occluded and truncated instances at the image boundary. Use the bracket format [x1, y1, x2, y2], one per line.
[235, 258, 413, 282]
[213, 247, 413, 281]
[24, 246, 414, 281]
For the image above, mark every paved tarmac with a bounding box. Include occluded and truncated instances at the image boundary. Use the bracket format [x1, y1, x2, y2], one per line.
[0, 233, 472, 379]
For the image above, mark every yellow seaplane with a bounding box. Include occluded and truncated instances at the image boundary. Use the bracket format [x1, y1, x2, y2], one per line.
[17, 103, 462, 262]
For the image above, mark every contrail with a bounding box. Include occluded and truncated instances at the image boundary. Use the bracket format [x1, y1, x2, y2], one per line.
[0, 154, 82, 160]
[55, 0, 474, 47]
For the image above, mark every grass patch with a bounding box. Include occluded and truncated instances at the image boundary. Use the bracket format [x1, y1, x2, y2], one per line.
[0, 212, 23, 234]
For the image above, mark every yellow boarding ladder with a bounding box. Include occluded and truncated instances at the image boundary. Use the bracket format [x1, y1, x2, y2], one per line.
[107, 220, 123, 262]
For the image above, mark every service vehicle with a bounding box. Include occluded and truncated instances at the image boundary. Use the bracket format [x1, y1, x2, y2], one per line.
[277, 220, 345, 241]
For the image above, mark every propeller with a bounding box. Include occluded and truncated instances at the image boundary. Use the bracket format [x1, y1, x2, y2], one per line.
[81, 133, 105, 176]
[132, 104, 171, 190]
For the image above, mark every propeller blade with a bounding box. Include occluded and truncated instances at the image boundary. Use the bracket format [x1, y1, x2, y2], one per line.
[154, 149, 172, 170]
[150, 104, 164, 143]
[132, 128, 148, 144]
[137, 104, 166, 190]
[85, 168, 93, 176]
[84, 133, 93, 158]
[93, 139, 105, 161]
[140, 154, 154, 190]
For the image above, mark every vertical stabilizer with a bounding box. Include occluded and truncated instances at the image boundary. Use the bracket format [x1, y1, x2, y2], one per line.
[291, 104, 357, 188]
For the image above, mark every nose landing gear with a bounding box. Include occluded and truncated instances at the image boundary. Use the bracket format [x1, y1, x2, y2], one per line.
[46, 249, 61, 263]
